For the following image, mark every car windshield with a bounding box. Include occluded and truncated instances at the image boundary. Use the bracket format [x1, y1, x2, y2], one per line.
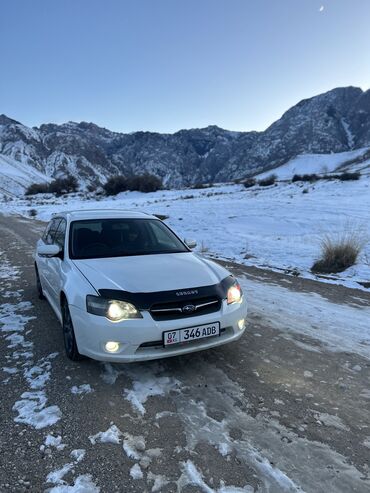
[69, 218, 189, 259]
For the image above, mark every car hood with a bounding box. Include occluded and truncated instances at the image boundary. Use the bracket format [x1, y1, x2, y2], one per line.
[73, 252, 230, 293]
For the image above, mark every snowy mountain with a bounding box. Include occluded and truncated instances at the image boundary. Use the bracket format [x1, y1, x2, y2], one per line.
[1, 85, 370, 195]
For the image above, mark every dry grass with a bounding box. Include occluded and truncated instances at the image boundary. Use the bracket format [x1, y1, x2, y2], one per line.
[312, 228, 367, 274]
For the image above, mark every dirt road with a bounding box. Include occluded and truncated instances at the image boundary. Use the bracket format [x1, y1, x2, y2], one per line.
[0, 214, 369, 492]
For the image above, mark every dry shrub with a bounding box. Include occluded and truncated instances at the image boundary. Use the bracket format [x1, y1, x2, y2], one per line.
[312, 228, 367, 274]
[243, 178, 256, 188]
[103, 174, 162, 195]
[258, 174, 277, 187]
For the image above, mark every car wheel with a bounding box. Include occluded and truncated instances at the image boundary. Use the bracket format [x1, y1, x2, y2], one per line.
[35, 265, 45, 300]
[61, 300, 83, 361]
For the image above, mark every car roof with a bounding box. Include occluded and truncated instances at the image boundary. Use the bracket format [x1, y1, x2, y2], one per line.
[52, 209, 158, 221]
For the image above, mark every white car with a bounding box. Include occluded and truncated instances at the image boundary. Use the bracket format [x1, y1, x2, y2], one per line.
[35, 210, 247, 362]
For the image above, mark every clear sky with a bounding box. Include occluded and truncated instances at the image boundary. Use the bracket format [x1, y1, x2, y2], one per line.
[0, 0, 369, 133]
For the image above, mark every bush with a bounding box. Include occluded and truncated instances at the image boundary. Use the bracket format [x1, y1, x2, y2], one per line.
[25, 182, 50, 195]
[49, 175, 78, 195]
[103, 175, 130, 195]
[258, 174, 277, 187]
[312, 229, 367, 274]
[338, 172, 360, 181]
[129, 173, 162, 193]
[103, 173, 162, 196]
[25, 175, 78, 196]
[292, 174, 318, 183]
[243, 178, 256, 189]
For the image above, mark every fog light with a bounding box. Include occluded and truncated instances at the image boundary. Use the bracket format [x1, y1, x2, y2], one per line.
[105, 341, 120, 353]
[237, 319, 246, 331]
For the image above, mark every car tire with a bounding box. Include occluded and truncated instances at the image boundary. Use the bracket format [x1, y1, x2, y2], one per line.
[35, 265, 45, 300]
[61, 300, 83, 361]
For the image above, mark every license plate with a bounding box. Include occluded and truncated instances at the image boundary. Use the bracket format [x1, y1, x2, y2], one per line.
[163, 322, 220, 346]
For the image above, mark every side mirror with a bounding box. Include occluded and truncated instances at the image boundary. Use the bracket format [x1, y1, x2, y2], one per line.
[184, 238, 197, 249]
[37, 244, 61, 257]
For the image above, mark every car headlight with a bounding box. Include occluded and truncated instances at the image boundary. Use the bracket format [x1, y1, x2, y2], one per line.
[86, 295, 142, 322]
[227, 281, 243, 304]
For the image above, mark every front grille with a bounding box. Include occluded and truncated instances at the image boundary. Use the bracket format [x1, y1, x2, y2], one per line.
[150, 296, 221, 321]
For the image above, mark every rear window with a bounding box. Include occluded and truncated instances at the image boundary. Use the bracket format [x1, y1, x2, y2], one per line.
[69, 218, 188, 259]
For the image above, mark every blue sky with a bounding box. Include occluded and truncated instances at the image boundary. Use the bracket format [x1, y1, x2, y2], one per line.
[0, 0, 369, 133]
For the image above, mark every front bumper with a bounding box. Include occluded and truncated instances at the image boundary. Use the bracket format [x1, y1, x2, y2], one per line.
[69, 298, 247, 362]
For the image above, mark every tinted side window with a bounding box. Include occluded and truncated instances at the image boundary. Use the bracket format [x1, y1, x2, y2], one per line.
[54, 219, 67, 250]
[44, 219, 62, 245]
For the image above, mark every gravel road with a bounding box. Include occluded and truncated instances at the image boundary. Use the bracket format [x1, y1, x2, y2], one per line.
[0, 214, 369, 493]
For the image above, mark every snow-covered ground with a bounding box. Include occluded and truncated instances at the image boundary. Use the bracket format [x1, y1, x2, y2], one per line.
[256, 147, 370, 180]
[241, 275, 370, 360]
[2, 169, 370, 290]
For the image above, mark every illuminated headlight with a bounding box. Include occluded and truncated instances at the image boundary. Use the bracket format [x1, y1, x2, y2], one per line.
[227, 282, 243, 304]
[86, 295, 142, 322]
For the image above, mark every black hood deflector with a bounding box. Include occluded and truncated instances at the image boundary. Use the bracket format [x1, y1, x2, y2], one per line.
[98, 276, 235, 310]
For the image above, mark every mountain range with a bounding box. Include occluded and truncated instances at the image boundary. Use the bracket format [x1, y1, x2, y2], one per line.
[0, 85, 370, 196]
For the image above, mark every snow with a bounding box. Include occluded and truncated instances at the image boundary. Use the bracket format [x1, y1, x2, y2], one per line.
[46, 448, 94, 492]
[6, 332, 33, 349]
[0, 255, 20, 281]
[24, 363, 51, 389]
[0, 153, 50, 197]
[156, 358, 366, 492]
[130, 463, 143, 480]
[123, 364, 180, 415]
[70, 384, 94, 394]
[179, 460, 253, 493]
[70, 449, 86, 463]
[47, 474, 100, 492]
[13, 391, 62, 429]
[123, 433, 146, 460]
[147, 472, 169, 492]
[44, 434, 67, 450]
[47, 463, 74, 484]
[217, 442, 232, 456]
[312, 412, 349, 431]
[243, 275, 370, 360]
[0, 259, 62, 429]
[341, 118, 355, 149]
[2, 366, 18, 374]
[89, 424, 122, 445]
[0, 302, 34, 331]
[256, 147, 368, 180]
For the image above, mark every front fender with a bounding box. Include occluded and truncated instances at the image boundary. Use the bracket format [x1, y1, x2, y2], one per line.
[60, 261, 97, 310]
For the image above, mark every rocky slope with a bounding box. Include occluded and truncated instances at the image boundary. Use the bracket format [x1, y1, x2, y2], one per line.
[0, 86, 369, 194]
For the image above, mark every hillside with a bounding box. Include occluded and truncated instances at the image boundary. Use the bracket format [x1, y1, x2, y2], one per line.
[1, 86, 370, 195]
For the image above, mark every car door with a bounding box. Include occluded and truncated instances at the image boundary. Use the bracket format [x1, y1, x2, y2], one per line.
[46, 218, 67, 308]
[37, 218, 61, 298]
